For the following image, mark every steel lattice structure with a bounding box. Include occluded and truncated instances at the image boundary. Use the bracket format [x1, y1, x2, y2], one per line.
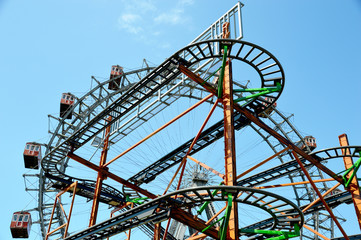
[22, 3, 361, 240]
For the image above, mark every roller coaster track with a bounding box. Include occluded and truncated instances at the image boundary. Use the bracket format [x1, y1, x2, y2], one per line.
[64, 186, 304, 240]
[37, 39, 288, 238]
[31, 36, 357, 239]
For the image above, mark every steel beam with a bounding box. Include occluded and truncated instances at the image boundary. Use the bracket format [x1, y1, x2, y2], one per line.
[67, 152, 157, 199]
[222, 60, 239, 239]
[89, 117, 112, 227]
[339, 134, 361, 229]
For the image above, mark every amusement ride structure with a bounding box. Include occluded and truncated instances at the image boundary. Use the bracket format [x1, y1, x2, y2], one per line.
[16, 2, 361, 240]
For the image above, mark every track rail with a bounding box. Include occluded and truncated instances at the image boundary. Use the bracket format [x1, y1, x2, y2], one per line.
[65, 186, 303, 240]
[36, 39, 355, 239]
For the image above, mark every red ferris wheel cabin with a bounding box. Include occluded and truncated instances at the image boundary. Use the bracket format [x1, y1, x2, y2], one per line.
[259, 97, 277, 118]
[302, 136, 317, 151]
[10, 212, 32, 238]
[108, 65, 123, 90]
[60, 93, 75, 119]
[23, 142, 42, 169]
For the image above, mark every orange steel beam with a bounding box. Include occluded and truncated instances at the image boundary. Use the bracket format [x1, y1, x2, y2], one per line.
[64, 182, 77, 238]
[110, 202, 133, 215]
[108, 203, 134, 240]
[187, 155, 224, 179]
[292, 152, 350, 240]
[303, 224, 330, 240]
[174, 98, 219, 198]
[187, 234, 208, 240]
[170, 98, 220, 209]
[302, 182, 341, 213]
[46, 181, 78, 239]
[170, 208, 219, 239]
[125, 229, 131, 240]
[67, 152, 157, 199]
[175, 154, 187, 194]
[339, 133, 361, 229]
[189, 205, 227, 239]
[89, 116, 112, 227]
[154, 221, 161, 240]
[254, 178, 335, 189]
[104, 93, 213, 168]
[178, 63, 345, 186]
[236, 147, 290, 180]
[222, 60, 239, 239]
[162, 218, 171, 240]
[185, 99, 219, 157]
[163, 158, 186, 195]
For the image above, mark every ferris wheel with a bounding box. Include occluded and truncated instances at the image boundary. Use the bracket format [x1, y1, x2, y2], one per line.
[16, 3, 361, 240]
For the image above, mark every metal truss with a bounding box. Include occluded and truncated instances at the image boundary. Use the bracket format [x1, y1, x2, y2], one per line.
[24, 3, 359, 239]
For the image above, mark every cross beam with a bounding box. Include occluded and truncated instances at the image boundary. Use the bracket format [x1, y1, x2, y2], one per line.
[67, 152, 157, 199]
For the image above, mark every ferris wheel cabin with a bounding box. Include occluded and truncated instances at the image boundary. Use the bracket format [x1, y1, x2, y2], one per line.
[10, 212, 32, 238]
[302, 136, 317, 151]
[60, 93, 75, 119]
[23, 142, 41, 169]
[259, 97, 277, 118]
[108, 65, 123, 90]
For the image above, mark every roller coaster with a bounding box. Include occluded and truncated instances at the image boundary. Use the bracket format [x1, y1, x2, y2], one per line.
[18, 2, 361, 240]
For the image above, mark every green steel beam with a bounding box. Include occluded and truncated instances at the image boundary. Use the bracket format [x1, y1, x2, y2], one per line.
[125, 196, 149, 205]
[234, 82, 281, 103]
[219, 193, 233, 240]
[240, 223, 300, 240]
[343, 152, 361, 188]
[217, 45, 229, 98]
[198, 183, 223, 215]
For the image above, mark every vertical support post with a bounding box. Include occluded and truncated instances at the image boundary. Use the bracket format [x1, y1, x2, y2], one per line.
[89, 116, 112, 227]
[339, 134, 361, 229]
[64, 181, 77, 238]
[222, 59, 239, 239]
[45, 182, 78, 240]
[154, 221, 161, 240]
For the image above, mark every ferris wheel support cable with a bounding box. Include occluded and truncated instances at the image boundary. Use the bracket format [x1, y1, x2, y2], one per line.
[236, 146, 290, 180]
[128, 112, 250, 185]
[104, 93, 214, 168]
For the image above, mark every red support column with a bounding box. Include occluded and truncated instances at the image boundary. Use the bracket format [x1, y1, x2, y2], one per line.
[89, 117, 112, 227]
[222, 60, 239, 239]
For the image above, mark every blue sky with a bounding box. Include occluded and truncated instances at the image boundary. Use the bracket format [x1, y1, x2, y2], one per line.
[0, 0, 360, 239]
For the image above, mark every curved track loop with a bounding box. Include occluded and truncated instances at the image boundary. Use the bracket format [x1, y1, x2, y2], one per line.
[173, 39, 285, 114]
[64, 186, 303, 240]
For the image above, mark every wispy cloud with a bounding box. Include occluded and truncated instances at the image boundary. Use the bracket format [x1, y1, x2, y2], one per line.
[153, 0, 194, 25]
[154, 9, 183, 25]
[118, 13, 143, 34]
[117, 0, 157, 35]
[117, 0, 194, 47]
